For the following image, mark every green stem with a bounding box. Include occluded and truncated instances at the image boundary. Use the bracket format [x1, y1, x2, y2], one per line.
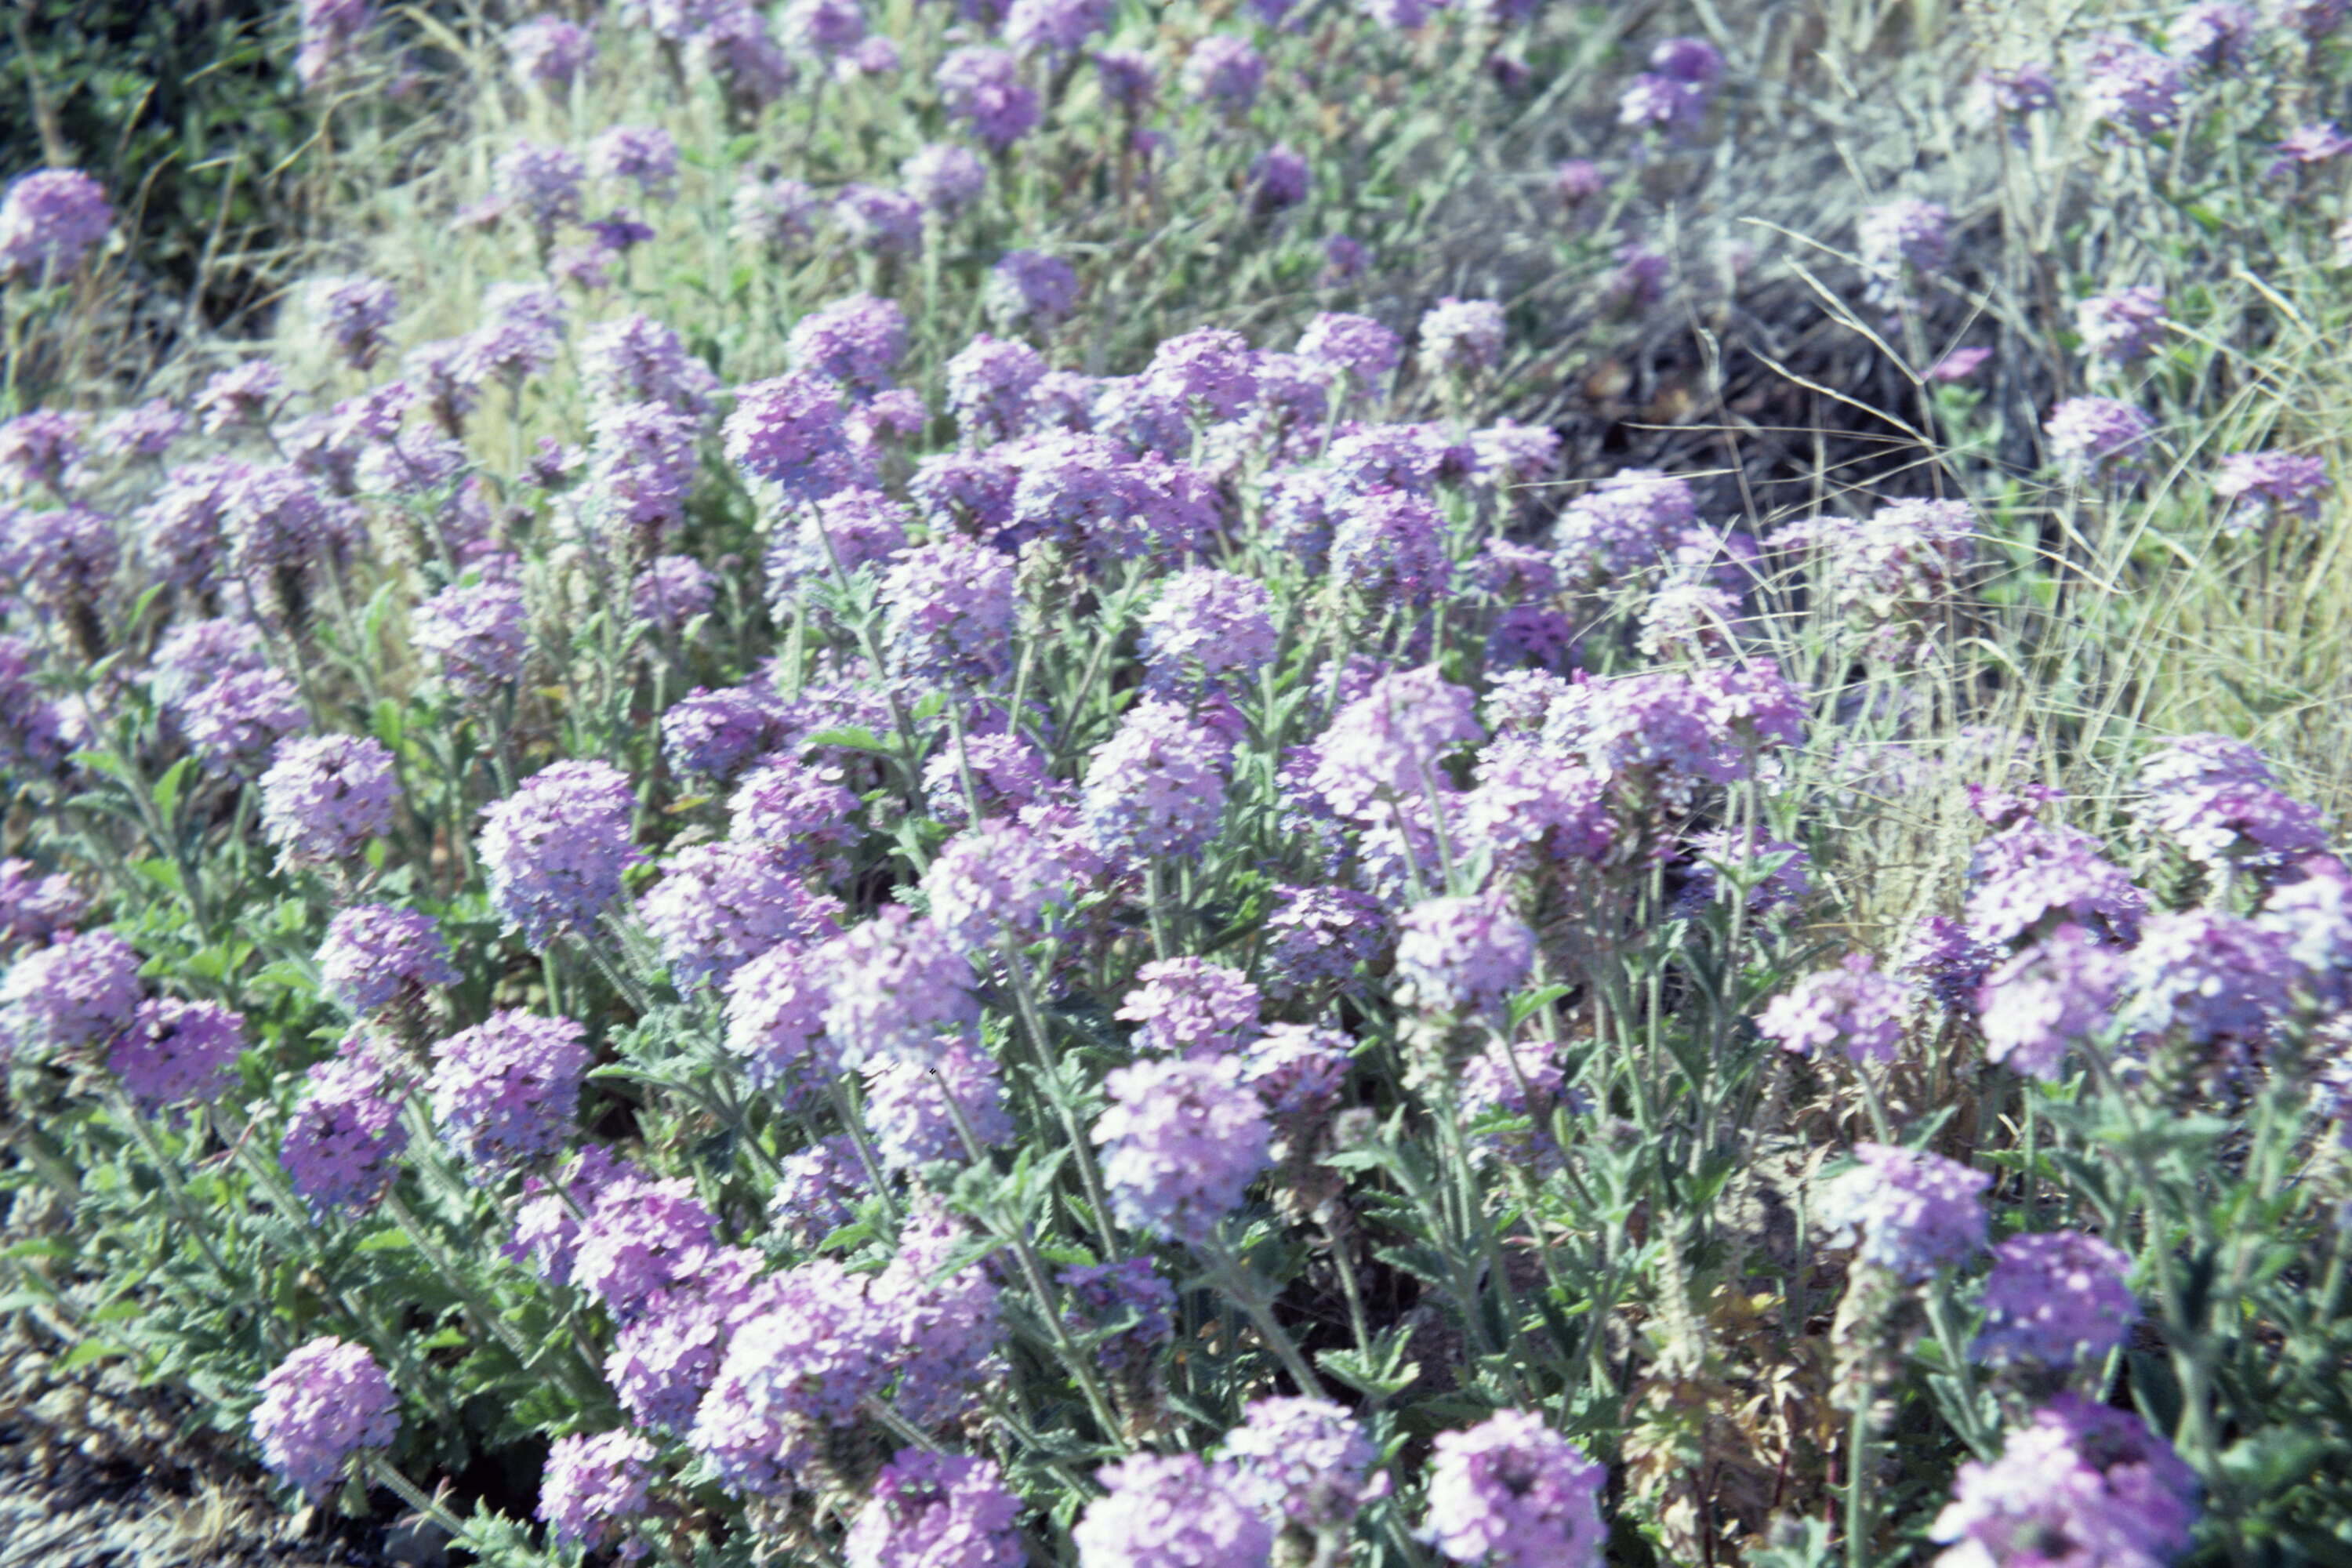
[1200, 1236, 1327, 1399]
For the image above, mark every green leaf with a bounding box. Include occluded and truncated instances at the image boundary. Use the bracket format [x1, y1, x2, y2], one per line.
[60, 1338, 129, 1371]
[801, 726, 889, 753]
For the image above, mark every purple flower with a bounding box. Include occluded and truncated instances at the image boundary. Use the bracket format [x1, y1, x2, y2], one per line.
[249, 1338, 399, 1499]
[477, 760, 641, 946]
[789, 292, 909, 393]
[1553, 159, 1604, 203]
[691, 1258, 894, 1497]
[727, 754, 862, 876]
[1857, 199, 1949, 311]
[1221, 1396, 1387, 1534]
[1330, 488, 1449, 603]
[1081, 698, 1231, 866]
[1773, 497, 1975, 660]
[1146, 327, 1260, 420]
[884, 538, 1018, 683]
[1311, 666, 1483, 821]
[1247, 351, 1331, 435]
[724, 939, 838, 1091]
[605, 1290, 739, 1435]
[2169, 2, 2256, 67]
[107, 998, 244, 1110]
[259, 734, 398, 864]
[1424, 1410, 1608, 1568]
[1901, 914, 2000, 1014]
[1249, 145, 1310, 212]
[1617, 38, 1721, 134]
[633, 554, 718, 632]
[493, 139, 586, 242]
[2118, 909, 2297, 1051]
[1238, 1022, 1353, 1125]
[1006, 0, 1111, 53]
[1093, 1055, 1270, 1244]
[903, 142, 989, 216]
[921, 817, 1079, 953]
[695, 3, 797, 106]
[861, 387, 930, 445]
[836, 34, 898, 78]
[1139, 568, 1277, 694]
[583, 314, 720, 417]
[294, 0, 374, 86]
[0, 860, 84, 954]
[1416, 296, 1507, 378]
[1394, 895, 1535, 1018]
[505, 1145, 626, 1287]
[2139, 735, 2326, 866]
[1758, 953, 1907, 1065]
[924, 725, 1055, 825]
[1469, 419, 1562, 489]
[1086, 379, 1189, 462]
[865, 1040, 1014, 1169]
[948, 335, 1047, 444]
[1552, 466, 1695, 582]
[1929, 347, 1994, 382]
[641, 843, 842, 989]
[281, 1054, 408, 1218]
[538, 1430, 655, 1552]
[2279, 0, 2349, 38]
[1073, 1452, 1273, 1568]
[771, 1134, 866, 1248]
[1061, 1257, 1176, 1379]
[1976, 925, 2126, 1080]
[98, 397, 185, 459]
[2212, 451, 2331, 530]
[1182, 36, 1267, 108]
[1259, 885, 1382, 1000]
[427, 1009, 590, 1171]
[0, 927, 141, 1058]
[1965, 818, 2143, 946]
[0, 169, 112, 281]
[588, 400, 701, 544]
[781, 0, 866, 53]
[847, 1449, 1027, 1568]
[819, 906, 978, 1069]
[661, 686, 781, 780]
[1816, 1142, 1990, 1280]
[574, 1174, 720, 1319]
[1976, 1231, 2137, 1367]
[938, 47, 1041, 150]
[317, 905, 456, 1016]
[194, 360, 289, 434]
[2075, 285, 2169, 365]
[872, 1199, 1006, 1426]
[1094, 49, 1159, 111]
[303, 276, 397, 372]
[732, 173, 819, 249]
[3, 503, 118, 616]
[1929, 1396, 2199, 1568]
[774, 487, 916, 593]
[724, 371, 860, 503]
[505, 15, 596, 87]
[1118, 958, 1263, 1059]
[2051, 394, 2154, 474]
[1321, 234, 1369, 282]
[2078, 33, 2184, 140]
[410, 575, 529, 699]
[985, 250, 1080, 333]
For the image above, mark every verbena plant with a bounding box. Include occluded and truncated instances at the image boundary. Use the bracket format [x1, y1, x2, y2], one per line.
[3, 1, 2352, 1566]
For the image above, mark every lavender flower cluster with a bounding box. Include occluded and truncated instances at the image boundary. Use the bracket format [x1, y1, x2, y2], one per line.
[13, 4, 2352, 1564]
